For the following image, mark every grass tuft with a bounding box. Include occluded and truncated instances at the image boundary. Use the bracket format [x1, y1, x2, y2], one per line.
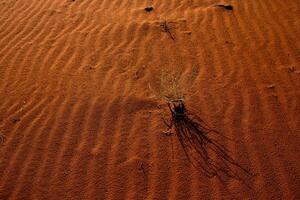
[152, 69, 253, 185]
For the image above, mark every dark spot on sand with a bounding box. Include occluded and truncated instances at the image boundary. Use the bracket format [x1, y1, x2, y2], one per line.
[89, 65, 96, 70]
[215, 4, 233, 10]
[288, 66, 295, 72]
[144, 6, 154, 12]
[12, 118, 21, 123]
[268, 84, 275, 89]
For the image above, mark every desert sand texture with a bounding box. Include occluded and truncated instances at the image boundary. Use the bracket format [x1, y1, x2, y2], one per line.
[0, 0, 300, 199]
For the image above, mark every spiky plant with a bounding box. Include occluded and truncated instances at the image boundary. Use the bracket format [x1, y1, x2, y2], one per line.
[150, 68, 253, 183]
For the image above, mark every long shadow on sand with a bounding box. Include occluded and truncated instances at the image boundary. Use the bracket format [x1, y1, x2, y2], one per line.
[164, 100, 254, 185]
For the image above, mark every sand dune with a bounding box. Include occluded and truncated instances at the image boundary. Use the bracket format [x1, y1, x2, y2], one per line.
[0, 0, 299, 199]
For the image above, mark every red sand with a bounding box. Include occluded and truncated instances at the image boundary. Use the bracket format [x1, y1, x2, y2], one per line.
[0, 0, 299, 199]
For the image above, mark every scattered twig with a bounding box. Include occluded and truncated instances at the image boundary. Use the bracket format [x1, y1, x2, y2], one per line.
[160, 20, 175, 41]
[138, 162, 147, 177]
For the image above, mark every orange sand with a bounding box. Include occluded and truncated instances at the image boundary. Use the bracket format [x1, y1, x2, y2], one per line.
[0, 0, 299, 199]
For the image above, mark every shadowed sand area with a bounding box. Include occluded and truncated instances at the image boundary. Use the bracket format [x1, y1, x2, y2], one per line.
[0, 0, 300, 199]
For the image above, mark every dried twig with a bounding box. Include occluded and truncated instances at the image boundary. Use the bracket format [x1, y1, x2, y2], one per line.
[138, 162, 147, 178]
[160, 20, 175, 41]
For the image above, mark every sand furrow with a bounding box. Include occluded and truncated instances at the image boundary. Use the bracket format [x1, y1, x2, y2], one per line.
[27, 96, 67, 198]
[48, 99, 90, 199]
[224, 4, 290, 195]
[105, 98, 135, 200]
[93, 94, 136, 195]
[0, 7, 61, 89]
[0, 95, 53, 165]
[82, 98, 109, 198]
[263, 0, 300, 53]
[0, 0, 40, 45]
[260, 95, 298, 198]
[91, 97, 123, 200]
[31, 98, 75, 197]
[224, 89, 257, 199]
[0, 96, 54, 199]
[254, 0, 296, 68]
[146, 119, 171, 200]
[49, 37, 76, 72]
[82, 97, 107, 199]
[246, 77, 293, 199]
[236, 3, 299, 186]
[123, 115, 150, 200]
[242, 90, 269, 199]
[0, 0, 53, 55]
[0, 100, 24, 128]
[0, 83, 43, 125]
[5, 96, 61, 199]
[0, 1, 29, 32]
[61, 97, 98, 200]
